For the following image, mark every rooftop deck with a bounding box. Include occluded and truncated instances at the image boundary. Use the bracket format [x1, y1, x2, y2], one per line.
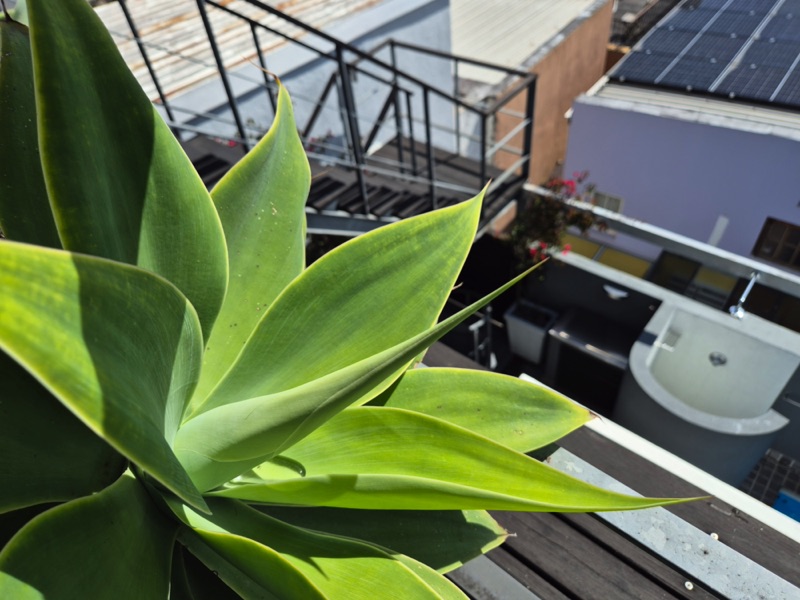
[424, 343, 800, 599]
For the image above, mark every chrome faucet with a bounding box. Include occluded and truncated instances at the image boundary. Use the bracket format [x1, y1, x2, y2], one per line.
[728, 271, 760, 319]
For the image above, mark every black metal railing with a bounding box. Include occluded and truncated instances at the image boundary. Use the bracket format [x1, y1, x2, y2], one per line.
[111, 0, 537, 220]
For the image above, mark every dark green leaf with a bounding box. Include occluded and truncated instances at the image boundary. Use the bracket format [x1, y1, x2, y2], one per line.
[0, 18, 59, 246]
[261, 506, 507, 573]
[0, 472, 176, 599]
[0, 241, 206, 511]
[176, 499, 459, 599]
[0, 352, 125, 513]
[27, 0, 227, 338]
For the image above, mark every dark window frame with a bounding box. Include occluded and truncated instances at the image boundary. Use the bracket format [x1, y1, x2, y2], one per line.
[752, 217, 800, 271]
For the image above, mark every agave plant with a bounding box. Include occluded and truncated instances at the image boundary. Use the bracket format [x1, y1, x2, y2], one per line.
[0, 1, 682, 598]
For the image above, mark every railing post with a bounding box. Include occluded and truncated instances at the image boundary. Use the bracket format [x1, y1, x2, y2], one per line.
[422, 88, 436, 210]
[391, 86, 406, 173]
[521, 76, 537, 184]
[479, 111, 488, 222]
[195, 0, 251, 150]
[453, 58, 461, 153]
[335, 46, 369, 213]
[389, 39, 398, 73]
[118, 0, 180, 139]
[480, 111, 488, 185]
[389, 40, 408, 172]
[405, 91, 418, 176]
[249, 23, 277, 116]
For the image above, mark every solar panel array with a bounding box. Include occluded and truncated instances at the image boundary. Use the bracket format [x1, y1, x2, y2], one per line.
[610, 0, 800, 108]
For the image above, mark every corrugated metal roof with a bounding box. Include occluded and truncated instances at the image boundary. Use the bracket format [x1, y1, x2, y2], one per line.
[450, 0, 599, 84]
[95, 0, 381, 100]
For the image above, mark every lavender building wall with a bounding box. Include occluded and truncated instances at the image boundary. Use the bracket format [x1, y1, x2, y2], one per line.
[563, 92, 800, 263]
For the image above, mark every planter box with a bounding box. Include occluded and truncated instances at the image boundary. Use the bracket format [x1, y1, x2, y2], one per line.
[504, 301, 558, 364]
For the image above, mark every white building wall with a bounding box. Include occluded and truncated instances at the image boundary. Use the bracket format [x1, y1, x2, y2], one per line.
[564, 96, 800, 262]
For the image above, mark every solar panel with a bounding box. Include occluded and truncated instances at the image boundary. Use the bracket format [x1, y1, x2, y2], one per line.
[773, 69, 800, 104]
[686, 33, 746, 61]
[743, 39, 800, 68]
[718, 64, 791, 101]
[658, 55, 727, 89]
[612, 51, 678, 84]
[609, 0, 800, 109]
[762, 14, 800, 43]
[668, 7, 719, 33]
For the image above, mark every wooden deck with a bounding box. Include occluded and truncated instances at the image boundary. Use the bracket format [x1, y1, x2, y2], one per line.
[423, 343, 800, 600]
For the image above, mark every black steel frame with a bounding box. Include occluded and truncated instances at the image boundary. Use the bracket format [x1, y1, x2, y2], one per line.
[116, 0, 538, 218]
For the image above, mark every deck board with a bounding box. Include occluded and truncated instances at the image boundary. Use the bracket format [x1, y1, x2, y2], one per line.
[423, 343, 800, 599]
[558, 427, 800, 588]
[495, 511, 691, 600]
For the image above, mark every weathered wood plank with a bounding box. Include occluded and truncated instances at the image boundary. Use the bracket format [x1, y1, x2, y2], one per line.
[558, 427, 800, 588]
[560, 512, 719, 600]
[493, 511, 684, 600]
[485, 547, 570, 600]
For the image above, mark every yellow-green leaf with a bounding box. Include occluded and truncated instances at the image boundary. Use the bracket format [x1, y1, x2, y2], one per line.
[175, 264, 535, 491]
[177, 528, 325, 600]
[372, 368, 591, 452]
[192, 192, 485, 414]
[212, 407, 684, 512]
[195, 82, 310, 401]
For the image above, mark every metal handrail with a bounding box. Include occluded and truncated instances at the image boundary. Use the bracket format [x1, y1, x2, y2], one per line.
[113, 0, 536, 217]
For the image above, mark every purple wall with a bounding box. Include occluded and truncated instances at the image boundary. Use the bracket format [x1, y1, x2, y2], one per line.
[564, 98, 800, 260]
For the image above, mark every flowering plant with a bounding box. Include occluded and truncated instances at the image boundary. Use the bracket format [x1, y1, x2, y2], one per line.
[508, 172, 602, 267]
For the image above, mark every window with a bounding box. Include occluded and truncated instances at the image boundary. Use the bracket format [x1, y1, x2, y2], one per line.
[753, 218, 800, 271]
[590, 190, 624, 213]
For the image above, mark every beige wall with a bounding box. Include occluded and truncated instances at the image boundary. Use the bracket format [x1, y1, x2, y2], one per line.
[494, 0, 613, 185]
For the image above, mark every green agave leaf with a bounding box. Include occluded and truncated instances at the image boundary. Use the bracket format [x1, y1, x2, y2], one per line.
[391, 555, 466, 600]
[0, 472, 176, 599]
[212, 407, 684, 512]
[27, 0, 227, 338]
[195, 82, 311, 402]
[261, 506, 506, 574]
[193, 192, 485, 415]
[177, 528, 324, 600]
[0, 241, 207, 511]
[0, 505, 52, 549]
[0, 352, 125, 513]
[372, 368, 590, 453]
[0, 18, 59, 247]
[175, 263, 536, 491]
[175, 498, 457, 600]
[172, 545, 244, 600]
[0, 572, 43, 600]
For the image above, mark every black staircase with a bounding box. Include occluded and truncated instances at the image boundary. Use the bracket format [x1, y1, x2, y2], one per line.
[110, 0, 537, 236]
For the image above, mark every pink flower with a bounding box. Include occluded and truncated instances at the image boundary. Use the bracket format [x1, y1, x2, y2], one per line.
[562, 244, 572, 255]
